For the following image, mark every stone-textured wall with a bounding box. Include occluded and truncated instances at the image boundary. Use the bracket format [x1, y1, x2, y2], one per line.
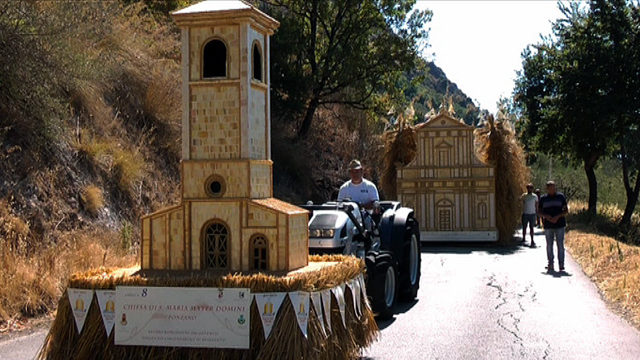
[249, 160, 271, 198]
[189, 84, 240, 160]
[288, 213, 309, 270]
[249, 86, 266, 159]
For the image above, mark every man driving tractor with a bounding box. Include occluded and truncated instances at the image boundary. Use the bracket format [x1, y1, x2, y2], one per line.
[337, 159, 379, 210]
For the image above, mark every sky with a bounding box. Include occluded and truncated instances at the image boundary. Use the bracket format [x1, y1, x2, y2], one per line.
[414, 0, 568, 114]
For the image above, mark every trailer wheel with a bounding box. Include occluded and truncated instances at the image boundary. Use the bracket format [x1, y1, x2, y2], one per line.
[400, 219, 421, 301]
[370, 252, 397, 320]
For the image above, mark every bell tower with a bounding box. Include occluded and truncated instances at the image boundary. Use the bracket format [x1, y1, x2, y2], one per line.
[139, 1, 309, 273]
[173, 0, 277, 199]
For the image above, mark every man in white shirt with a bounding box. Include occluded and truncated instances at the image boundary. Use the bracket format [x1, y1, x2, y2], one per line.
[337, 159, 379, 210]
[521, 183, 539, 248]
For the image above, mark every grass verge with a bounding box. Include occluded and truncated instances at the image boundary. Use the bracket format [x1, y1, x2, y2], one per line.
[565, 230, 640, 326]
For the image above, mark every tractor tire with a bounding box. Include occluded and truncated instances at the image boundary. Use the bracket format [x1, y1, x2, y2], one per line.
[399, 218, 421, 301]
[368, 251, 397, 320]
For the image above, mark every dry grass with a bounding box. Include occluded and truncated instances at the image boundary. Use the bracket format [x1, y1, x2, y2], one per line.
[381, 125, 417, 199]
[565, 230, 640, 326]
[80, 185, 104, 217]
[475, 115, 530, 243]
[0, 228, 136, 327]
[39, 255, 377, 360]
[568, 201, 640, 243]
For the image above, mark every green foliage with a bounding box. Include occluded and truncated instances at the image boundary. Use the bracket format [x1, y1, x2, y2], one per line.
[256, 0, 431, 138]
[514, 0, 640, 220]
[120, 221, 133, 251]
[530, 154, 631, 208]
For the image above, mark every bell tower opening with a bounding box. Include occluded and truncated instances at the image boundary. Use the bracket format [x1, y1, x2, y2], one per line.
[252, 42, 263, 82]
[203, 39, 227, 78]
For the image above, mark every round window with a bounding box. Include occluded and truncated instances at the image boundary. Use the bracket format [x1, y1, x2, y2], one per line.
[205, 175, 226, 198]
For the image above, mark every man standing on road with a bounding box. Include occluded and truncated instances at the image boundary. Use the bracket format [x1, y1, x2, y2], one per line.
[521, 183, 538, 248]
[539, 181, 569, 273]
[337, 159, 379, 210]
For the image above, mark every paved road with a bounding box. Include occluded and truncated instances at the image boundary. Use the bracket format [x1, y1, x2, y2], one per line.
[3, 231, 640, 359]
[0, 328, 47, 360]
[364, 230, 640, 359]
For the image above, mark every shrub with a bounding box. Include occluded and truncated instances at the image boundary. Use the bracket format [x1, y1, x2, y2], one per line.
[113, 149, 145, 195]
[80, 185, 104, 217]
[120, 221, 133, 251]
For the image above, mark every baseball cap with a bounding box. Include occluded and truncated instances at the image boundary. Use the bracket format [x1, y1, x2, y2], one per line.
[348, 159, 362, 170]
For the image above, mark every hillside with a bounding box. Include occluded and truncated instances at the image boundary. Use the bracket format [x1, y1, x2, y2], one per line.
[0, 0, 481, 326]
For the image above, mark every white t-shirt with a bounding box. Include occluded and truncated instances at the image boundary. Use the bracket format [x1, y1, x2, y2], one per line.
[337, 179, 379, 205]
[522, 193, 538, 215]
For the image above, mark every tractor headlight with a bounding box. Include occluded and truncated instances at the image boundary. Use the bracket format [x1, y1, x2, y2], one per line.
[321, 229, 335, 238]
[310, 228, 335, 238]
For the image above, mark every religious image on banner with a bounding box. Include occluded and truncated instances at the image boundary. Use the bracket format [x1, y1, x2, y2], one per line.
[67, 288, 94, 333]
[348, 279, 362, 319]
[321, 289, 332, 334]
[254, 292, 286, 339]
[310, 292, 327, 338]
[96, 290, 117, 336]
[288, 292, 310, 338]
[332, 284, 347, 328]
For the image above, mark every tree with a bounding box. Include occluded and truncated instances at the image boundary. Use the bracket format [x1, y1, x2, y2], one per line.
[598, 0, 640, 226]
[257, 0, 430, 138]
[516, 0, 640, 223]
[514, 3, 619, 216]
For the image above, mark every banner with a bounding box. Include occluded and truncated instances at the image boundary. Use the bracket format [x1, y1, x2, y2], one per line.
[358, 274, 371, 310]
[68, 288, 94, 333]
[96, 290, 117, 336]
[288, 292, 310, 338]
[254, 292, 286, 339]
[348, 279, 362, 318]
[310, 292, 327, 338]
[115, 286, 250, 349]
[332, 284, 347, 328]
[321, 289, 332, 334]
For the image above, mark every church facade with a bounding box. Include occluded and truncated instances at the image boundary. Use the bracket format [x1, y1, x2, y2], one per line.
[140, 1, 308, 272]
[396, 110, 498, 241]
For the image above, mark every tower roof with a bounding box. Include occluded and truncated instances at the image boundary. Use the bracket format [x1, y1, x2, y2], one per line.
[172, 0, 279, 33]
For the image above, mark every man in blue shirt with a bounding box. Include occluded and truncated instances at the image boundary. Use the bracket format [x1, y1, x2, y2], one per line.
[538, 181, 569, 273]
[337, 159, 379, 210]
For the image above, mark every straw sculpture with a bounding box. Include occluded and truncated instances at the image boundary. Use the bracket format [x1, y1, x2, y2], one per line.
[38, 255, 378, 360]
[474, 115, 530, 244]
[381, 126, 417, 199]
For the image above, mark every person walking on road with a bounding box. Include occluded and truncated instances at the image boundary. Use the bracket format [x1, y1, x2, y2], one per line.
[535, 188, 542, 227]
[539, 181, 569, 273]
[521, 183, 538, 248]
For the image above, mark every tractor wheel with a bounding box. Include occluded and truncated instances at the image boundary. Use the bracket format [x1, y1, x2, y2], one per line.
[399, 219, 421, 301]
[369, 251, 397, 320]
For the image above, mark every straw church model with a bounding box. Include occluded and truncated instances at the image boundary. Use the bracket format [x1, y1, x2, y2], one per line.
[396, 108, 498, 241]
[140, 0, 308, 272]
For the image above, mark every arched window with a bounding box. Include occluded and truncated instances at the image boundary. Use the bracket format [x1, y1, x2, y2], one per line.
[252, 43, 262, 81]
[202, 221, 229, 269]
[250, 234, 268, 271]
[203, 39, 227, 78]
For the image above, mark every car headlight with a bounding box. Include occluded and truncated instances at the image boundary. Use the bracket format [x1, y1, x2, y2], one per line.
[322, 229, 335, 238]
[310, 229, 322, 238]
